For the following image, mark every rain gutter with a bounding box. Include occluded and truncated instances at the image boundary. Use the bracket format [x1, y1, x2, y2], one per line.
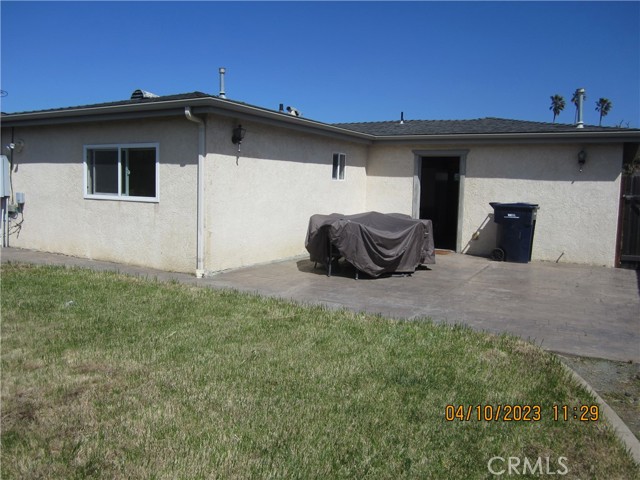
[5, 95, 636, 144]
[1, 96, 374, 144]
[371, 130, 640, 145]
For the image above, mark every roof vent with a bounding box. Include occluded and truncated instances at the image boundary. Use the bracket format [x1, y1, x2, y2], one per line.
[575, 88, 585, 129]
[131, 89, 159, 100]
[218, 67, 226, 99]
[286, 106, 301, 117]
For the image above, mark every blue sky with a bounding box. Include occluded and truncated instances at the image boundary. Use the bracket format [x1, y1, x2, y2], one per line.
[1, 1, 639, 126]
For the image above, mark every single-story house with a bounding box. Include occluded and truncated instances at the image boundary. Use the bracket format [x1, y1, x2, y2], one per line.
[1, 90, 639, 276]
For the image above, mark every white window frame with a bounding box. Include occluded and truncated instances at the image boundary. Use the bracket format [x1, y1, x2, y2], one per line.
[332, 152, 346, 180]
[84, 143, 160, 202]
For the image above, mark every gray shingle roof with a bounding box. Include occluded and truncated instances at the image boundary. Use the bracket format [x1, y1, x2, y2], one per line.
[332, 117, 628, 135]
[3, 92, 637, 137]
[4, 91, 212, 116]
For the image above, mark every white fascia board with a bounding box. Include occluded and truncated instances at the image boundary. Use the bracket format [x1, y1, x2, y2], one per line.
[3, 96, 638, 144]
[1, 96, 374, 144]
[193, 106, 373, 144]
[1, 97, 213, 125]
[372, 130, 640, 145]
[193, 99, 374, 143]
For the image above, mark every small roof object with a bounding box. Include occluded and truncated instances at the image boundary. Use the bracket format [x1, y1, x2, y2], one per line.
[130, 89, 160, 100]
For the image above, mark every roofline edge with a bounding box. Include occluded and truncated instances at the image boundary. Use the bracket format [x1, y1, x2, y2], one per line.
[2, 96, 638, 143]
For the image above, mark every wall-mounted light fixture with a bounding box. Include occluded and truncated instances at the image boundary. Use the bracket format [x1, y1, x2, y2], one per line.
[4, 139, 24, 153]
[232, 124, 246, 152]
[578, 150, 587, 172]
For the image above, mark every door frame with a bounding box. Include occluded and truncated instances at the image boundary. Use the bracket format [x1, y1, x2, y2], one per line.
[412, 149, 468, 252]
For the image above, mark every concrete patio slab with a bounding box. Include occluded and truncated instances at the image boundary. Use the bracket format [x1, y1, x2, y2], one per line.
[2, 247, 638, 363]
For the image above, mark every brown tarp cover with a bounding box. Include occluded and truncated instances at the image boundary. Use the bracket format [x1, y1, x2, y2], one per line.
[305, 211, 435, 278]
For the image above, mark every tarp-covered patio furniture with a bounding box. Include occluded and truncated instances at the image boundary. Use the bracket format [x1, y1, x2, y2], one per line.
[305, 211, 435, 278]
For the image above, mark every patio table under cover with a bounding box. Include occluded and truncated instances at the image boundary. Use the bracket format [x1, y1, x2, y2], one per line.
[305, 211, 435, 278]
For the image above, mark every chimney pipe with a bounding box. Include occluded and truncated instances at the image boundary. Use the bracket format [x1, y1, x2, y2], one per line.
[218, 67, 226, 99]
[400, 111, 405, 125]
[576, 88, 585, 129]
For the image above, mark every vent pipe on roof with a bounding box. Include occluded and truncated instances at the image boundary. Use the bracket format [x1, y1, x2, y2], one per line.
[218, 67, 226, 99]
[400, 112, 405, 125]
[576, 88, 585, 129]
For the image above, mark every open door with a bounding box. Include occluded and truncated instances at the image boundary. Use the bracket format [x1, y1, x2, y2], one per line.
[419, 156, 460, 251]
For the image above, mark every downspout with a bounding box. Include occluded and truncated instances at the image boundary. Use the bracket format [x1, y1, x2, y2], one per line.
[185, 107, 206, 278]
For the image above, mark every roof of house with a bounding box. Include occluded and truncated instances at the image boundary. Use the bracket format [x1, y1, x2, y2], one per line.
[332, 117, 628, 136]
[2, 91, 639, 143]
[3, 91, 230, 116]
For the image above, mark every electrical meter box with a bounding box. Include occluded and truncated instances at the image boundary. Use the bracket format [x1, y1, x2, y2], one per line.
[0, 155, 10, 198]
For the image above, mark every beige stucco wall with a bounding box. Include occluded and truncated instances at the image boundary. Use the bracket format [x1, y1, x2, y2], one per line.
[1, 118, 199, 272]
[366, 145, 416, 215]
[2, 114, 624, 273]
[203, 116, 368, 272]
[462, 143, 622, 266]
[366, 142, 623, 266]
[2, 114, 368, 274]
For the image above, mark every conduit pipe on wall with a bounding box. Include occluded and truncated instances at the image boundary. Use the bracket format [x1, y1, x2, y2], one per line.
[185, 107, 206, 278]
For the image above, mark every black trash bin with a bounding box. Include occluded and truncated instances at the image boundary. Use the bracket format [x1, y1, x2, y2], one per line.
[489, 202, 539, 263]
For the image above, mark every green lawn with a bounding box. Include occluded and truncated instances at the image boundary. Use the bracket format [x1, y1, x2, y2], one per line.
[1, 264, 638, 479]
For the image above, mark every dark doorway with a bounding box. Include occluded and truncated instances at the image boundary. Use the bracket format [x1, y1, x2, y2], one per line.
[419, 156, 460, 250]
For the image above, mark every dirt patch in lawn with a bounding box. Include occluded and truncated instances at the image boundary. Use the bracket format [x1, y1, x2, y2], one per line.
[558, 354, 640, 441]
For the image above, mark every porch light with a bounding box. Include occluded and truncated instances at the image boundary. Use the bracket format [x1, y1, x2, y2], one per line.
[232, 124, 246, 152]
[4, 139, 24, 153]
[578, 150, 587, 172]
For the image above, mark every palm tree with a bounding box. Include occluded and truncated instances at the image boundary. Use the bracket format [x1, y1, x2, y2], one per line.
[571, 89, 586, 123]
[595, 98, 612, 126]
[549, 94, 565, 123]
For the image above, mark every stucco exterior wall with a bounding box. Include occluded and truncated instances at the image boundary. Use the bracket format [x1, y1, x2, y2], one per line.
[203, 116, 368, 272]
[1, 118, 199, 272]
[366, 145, 416, 215]
[462, 143, 622, 266]
[366, 142, 623, 266]
[2, 114, 624, 273]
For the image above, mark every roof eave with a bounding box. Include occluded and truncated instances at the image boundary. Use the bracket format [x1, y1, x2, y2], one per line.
[2, 98, 637, 144]
[191, 100, 374, 143]
[372, 130, 640, 144]
[0, 96, 374, 144]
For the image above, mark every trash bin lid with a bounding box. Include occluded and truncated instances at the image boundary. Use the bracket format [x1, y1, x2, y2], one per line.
[490, 202, 539, 210]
